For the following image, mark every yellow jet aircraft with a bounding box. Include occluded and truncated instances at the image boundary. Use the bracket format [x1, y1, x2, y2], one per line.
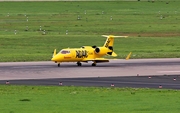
[51, 35, 129, 67]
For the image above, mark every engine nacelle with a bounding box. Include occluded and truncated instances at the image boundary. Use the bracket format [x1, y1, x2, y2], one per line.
[94, 47, 109, 55]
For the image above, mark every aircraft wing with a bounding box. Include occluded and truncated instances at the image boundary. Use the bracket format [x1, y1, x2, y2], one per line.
[82, 58, 109, 63]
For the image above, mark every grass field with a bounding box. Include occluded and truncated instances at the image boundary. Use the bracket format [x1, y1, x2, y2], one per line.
[1, 1, 180, 113]
[0, 85, 180, 113]
[0, 1, 180, 62]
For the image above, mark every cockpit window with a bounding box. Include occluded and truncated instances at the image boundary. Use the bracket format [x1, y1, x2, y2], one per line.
[59, 50, 70, 54]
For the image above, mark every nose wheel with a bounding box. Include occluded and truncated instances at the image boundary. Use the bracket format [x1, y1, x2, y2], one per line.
[58, 63, 60, 67]
[77, 62, 82, 66]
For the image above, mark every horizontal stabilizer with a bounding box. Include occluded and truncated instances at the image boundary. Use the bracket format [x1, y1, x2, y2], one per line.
[111, 52, 117, 57]
[102, 35, 128, 38]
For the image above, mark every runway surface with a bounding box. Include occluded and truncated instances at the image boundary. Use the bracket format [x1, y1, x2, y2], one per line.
[0, 58, 180, 89]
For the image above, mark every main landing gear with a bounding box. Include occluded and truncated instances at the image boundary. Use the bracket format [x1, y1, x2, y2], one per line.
[58, 63, 60, 67]
[77, 62, 96, 66]
[77, 62, 82, 66]
[92, 62, 96, 66]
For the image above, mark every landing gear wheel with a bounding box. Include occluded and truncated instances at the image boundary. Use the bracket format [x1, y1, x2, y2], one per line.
[92, 63, 96, 66]
[77, 62, 82, 66]
[78, 63, 82, 66]
[58, 63, 60, 67]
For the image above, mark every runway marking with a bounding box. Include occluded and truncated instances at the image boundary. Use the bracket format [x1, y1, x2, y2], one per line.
[63, 80, 180, 86]
[12, 65, 47, 69]
[158, 71, 180, 73]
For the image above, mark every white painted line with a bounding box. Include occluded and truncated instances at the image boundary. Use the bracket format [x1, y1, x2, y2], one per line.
[158, 71, 180, 73]
[12, 66, 43, 68]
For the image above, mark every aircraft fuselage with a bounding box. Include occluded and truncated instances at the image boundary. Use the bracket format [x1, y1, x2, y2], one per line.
[51, 47, 106, 63]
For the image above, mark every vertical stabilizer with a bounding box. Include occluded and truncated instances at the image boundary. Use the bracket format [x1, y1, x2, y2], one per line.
[102, 35, 128, 57]
[103, 35, 114, 48]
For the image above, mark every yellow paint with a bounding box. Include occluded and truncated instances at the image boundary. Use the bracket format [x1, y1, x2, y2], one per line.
[126, 52, 132, 60]
[51, 35, 128, 66]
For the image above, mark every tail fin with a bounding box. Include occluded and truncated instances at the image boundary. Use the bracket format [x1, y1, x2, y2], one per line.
[103, 35, 114, 48]
[102, 35, 128, 48]
[102, 35, 128, 57]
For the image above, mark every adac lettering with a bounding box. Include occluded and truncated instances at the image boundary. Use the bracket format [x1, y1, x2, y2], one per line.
[105, 39, 110, 48]
[76, 50, 88, 58]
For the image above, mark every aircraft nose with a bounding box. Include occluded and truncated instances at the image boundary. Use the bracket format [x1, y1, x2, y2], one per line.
[51, 54, 63, 62]
[51, 57, 57, 61]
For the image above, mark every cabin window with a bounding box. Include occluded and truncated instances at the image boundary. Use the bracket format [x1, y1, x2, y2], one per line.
[59, 50, 70, 54]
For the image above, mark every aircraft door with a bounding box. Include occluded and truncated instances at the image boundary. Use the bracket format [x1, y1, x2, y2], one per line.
[72, 50, 76, 59]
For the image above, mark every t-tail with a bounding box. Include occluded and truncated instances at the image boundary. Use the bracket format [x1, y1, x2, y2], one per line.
[103, 35, 115, 48]
[102, 35, 128, 57]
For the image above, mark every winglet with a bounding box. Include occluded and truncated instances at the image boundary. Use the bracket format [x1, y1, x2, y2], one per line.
[53, 49, 57, 57]
[126, 52, 132, 60]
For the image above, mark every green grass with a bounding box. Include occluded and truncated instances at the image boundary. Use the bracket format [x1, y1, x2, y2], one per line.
[0, 1, 180, 61]
[1, 35, 180, 61]
[0, 85, 180, 113]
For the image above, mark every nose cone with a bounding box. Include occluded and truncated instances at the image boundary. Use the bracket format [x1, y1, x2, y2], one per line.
[51, 57, 57, 61]
[51, 54, 63, 62]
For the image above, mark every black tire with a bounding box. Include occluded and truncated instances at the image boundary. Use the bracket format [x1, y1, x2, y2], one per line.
[77, 62, 82, 66]
[92, 63, 96, 66]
